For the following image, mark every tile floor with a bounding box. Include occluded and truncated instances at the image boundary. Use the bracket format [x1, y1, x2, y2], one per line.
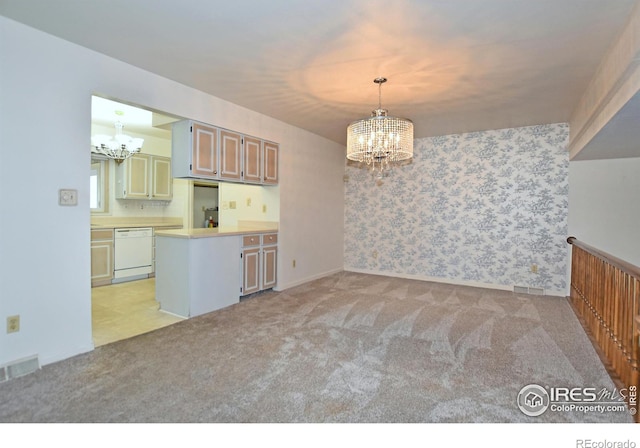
[91, 278, 184, 347]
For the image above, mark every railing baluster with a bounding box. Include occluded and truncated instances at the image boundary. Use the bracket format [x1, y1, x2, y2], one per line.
[567, 237, 639, 422]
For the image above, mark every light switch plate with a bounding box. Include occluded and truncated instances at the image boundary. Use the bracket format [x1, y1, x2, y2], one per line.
[59, 189, 78, 206]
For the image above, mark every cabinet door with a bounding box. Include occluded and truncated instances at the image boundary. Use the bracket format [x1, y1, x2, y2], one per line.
[192, 123, 219, 178]
[220, 130, 242, 180]
[262, 245, 277, 289]
[120, 153, 150, 199]
[91, 240, 113, 286]
[151, 156, 172, 200]
[263, 142, 279, 184]
[242, 247, 261, 295]
[243, 136, 262, 183]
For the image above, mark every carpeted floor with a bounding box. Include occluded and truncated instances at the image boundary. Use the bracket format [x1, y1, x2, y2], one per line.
[0, 272, 633, 423]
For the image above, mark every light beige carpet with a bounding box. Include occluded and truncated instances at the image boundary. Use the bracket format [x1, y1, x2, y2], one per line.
[0, 272, 632, 422]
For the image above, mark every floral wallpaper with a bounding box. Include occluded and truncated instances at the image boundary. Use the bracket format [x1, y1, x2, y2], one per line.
[344, 123, 570, 295]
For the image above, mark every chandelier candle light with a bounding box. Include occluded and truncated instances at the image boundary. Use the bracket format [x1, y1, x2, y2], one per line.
[91, 111, 144, 164]
[347, 77, 414, 179]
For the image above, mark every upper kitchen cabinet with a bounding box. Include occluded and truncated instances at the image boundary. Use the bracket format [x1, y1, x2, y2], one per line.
[243, 136, 262, 184]
[219, 130, 242, 181]
[172, 119, 278, 185]
[115, 153, 172, 200]
[263, 141, 279, 185]
[172, 120, 219, 179]
[243, 137, 279, 184]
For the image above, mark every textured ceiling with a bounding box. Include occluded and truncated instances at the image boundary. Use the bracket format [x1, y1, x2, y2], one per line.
[0, 0, 637, 146]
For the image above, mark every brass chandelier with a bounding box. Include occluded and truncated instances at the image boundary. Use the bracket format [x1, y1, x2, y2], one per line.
[346, 77, 413, 178]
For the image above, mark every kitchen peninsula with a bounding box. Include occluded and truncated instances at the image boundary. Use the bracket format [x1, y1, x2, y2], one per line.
[154, 221, 278, 318]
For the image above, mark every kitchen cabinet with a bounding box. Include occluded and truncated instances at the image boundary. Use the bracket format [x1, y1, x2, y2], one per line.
[242, 138, 279, 185]
[171, 120, 219, 179]
[115, 153, 172, 200]
[263, 141, 279, 185]
[242, 136, 262, 183]
[172, 119, 278, 185]
[91, 229, 114, 287]
[220, 130, 242, 181]
[241, 232, 277, 296]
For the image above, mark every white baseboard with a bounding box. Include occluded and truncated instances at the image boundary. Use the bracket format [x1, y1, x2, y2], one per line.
[344, 267, 566, 297]
[274, 267, 344, 291]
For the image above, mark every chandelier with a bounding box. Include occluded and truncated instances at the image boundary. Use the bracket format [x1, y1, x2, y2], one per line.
[91, 112, 143, 164]
[347, 77, 413, 180]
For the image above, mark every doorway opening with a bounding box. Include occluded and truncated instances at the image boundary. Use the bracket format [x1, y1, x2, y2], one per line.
[90, 95, 185, 346]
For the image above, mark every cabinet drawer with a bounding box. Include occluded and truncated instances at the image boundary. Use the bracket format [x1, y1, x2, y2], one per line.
[242, 234, 260, 247]
[91, 229, 114, 241]
[262, 233, 278, 245]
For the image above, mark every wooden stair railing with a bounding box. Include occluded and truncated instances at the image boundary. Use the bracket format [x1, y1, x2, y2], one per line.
[567, 237, 639, 421]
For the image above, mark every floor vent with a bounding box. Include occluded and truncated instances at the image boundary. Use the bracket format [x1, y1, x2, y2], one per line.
[514, 285, 545, 296]
[1, 355, 39, 382]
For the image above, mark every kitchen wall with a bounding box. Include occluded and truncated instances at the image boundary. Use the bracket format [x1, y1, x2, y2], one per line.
[344, 123, 570, 296]
[218, 183, 280, 226]
[568, 156, 640, 268]
[0, 16, 345, 369]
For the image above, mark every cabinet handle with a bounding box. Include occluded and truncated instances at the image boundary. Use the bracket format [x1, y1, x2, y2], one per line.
[214, 170, 217, 175]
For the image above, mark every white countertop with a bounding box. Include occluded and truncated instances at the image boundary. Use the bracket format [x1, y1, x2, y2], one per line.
[155, 224, 278, 239]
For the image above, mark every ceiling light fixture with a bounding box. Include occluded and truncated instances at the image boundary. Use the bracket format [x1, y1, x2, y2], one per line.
[346, 77, 413, 181]
[91, 110, 143, 164]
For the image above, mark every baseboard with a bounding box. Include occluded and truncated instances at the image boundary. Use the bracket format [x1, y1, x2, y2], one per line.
[344, 267, 566, 297]
[274, 267, 344, 291]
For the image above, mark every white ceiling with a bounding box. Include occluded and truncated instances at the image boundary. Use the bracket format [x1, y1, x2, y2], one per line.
[1, 0, 638, 154]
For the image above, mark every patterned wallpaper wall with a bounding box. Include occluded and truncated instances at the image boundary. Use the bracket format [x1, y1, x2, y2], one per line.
[344, 123, 570, 295]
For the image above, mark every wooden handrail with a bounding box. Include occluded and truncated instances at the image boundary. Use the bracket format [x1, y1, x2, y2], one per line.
[567, 236, 640, 279]
[567, 236, 639, 422]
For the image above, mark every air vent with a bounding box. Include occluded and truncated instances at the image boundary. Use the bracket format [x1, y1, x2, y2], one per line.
[2, 355, 39, 382]
[514, 285, 545, 296]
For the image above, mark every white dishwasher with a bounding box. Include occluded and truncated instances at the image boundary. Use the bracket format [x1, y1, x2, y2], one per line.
[114, 227, 153, 281]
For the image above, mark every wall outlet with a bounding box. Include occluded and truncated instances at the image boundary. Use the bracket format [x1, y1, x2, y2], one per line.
[229, 201, 236, 209]
[372, 250, 378, 259]
[246, 198, 252, 206]
[262, 204, 267, 213]
[292, 259, 296, 268]
[7, 315, 20, 334]
[531, 264, 538, 274]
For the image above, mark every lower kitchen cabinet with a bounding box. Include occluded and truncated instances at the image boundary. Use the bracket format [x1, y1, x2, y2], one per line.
[91, 229, 114, 287]
[241, 233, 277, 296]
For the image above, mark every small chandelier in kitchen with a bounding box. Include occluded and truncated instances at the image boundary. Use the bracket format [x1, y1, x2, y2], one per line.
[346, 77, 413, 180]
[91, 111, 144, 164]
